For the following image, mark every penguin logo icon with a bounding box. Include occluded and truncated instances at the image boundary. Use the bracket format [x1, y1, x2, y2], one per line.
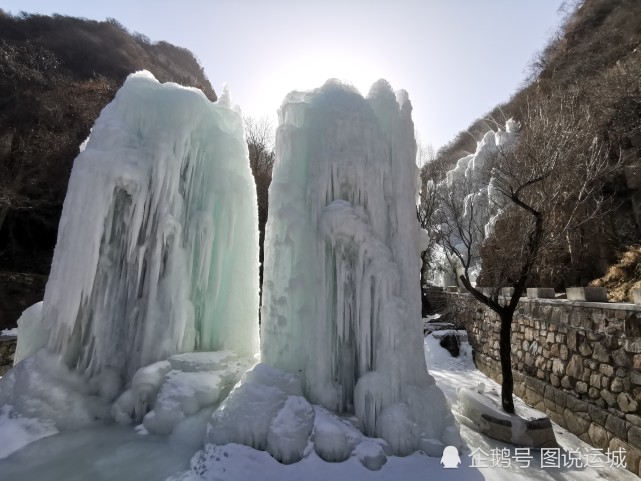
[441, 445, 461, 469]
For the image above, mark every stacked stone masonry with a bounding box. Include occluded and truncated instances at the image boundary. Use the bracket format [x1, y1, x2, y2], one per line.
[444, 292, 641, 477]
[0, 336, 16, 376]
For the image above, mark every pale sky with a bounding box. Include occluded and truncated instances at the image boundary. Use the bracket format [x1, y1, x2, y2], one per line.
[2, 0, 565, 149]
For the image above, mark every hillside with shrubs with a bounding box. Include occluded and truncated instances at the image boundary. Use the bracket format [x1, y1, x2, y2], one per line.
[421, 0, 641, 296]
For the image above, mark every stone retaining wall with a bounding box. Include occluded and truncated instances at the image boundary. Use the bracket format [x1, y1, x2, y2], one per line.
[444, 292, 641, 476]
[0, 336, 16, 376]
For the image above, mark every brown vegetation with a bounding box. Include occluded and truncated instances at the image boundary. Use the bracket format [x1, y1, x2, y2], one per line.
[430, 88, 621, 412]
[0, 11, 216, 276]
[422, 0, 641, 289]
[589, 245, 641, 302]
[244, 116, 276, 296]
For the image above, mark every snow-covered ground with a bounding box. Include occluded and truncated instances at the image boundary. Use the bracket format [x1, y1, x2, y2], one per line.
[0, 334, 636, 481]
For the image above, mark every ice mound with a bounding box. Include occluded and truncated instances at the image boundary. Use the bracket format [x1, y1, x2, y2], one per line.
[312, 410, 352, 462]
[266, 395, 315, 464]
[203, 363, 433, 471]
[207, 363, 308, 462]
[427, 119, 519, 285]
[13, 301, 46, 364]
[40, 70, 259, 386]
[312, 406, 389, 467]
[260, 79, 459, 455]
[113, 351, 254, 436]
[354, 441, 387, 471]
[0, 350, 111, 431]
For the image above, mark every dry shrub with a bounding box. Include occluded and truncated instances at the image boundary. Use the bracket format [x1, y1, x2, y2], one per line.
[590, 245, 641, 301]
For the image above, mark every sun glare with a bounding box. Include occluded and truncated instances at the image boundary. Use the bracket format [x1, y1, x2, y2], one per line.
[253, 49, 382, 121]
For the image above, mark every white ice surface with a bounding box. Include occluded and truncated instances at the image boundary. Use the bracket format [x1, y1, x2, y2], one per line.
[0, 335, 636, 481]
[0, 328, 17, 337]
[0, 405, 57, 459]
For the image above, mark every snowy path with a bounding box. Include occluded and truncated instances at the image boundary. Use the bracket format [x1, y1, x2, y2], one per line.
[0, 336, 636, 481]
[425, 333, 636, 481]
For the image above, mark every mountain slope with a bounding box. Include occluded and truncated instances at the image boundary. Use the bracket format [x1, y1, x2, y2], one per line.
[423, 0, 641, 290]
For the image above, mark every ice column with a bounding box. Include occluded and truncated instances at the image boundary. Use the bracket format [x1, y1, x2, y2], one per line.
[261, 80, 458, 454]
[42, 71, 260, 386]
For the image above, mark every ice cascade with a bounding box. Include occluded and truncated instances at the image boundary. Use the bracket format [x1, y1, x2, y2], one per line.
[259, 79, 459, 455]
[2, 72, 259, 418]
[426, 119, 519, 286]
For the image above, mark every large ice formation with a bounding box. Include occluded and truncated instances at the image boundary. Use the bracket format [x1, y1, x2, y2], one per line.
[43, 71, 259, 381]
[258, 79, 459, 455]
[0, 71, 260, 437]
[426, 119, 519, 286]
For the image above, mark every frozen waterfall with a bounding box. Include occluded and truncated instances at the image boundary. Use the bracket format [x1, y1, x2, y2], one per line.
[426, 118, 520, 286]
[0, 72, 260, 438]
[259, 79, 459, 455]
[0, 74, 459, 469]
[43, 71, 259, 382]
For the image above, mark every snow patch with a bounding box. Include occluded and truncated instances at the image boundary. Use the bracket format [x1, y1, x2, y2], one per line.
[0, 327, 17, 337]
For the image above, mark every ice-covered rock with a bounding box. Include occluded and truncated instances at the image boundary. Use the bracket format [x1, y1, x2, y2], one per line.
[205, 364, 308, 452]
[13, 302, 47, 365]
[457, 385, 556, 448]
[40, 70, 259, 387]
[207, 379, 287, 450]
[354, 440, 387, 471]
[266, 395, 314, 464]
[112, 351, 253, 436]
[312, 410, 352, 462]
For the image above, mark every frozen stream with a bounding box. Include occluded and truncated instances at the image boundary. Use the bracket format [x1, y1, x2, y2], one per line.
[0, 425, 194, 481]
[0, 333, 637, 481]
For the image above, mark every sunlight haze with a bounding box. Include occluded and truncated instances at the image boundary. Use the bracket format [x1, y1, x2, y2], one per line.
[1, 0, 566, 148]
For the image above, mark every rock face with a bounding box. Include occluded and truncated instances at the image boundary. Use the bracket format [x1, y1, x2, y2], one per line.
[439, 332, 461, 357]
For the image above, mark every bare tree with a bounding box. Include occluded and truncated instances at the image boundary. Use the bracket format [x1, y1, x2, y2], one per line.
[243, 116, 276, 294]
[415, 131, 436, 169]
[430, 91, 622, 412]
